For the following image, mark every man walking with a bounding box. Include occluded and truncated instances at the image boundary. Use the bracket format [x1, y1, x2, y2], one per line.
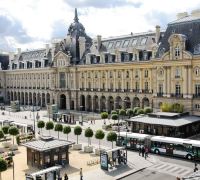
[138, 145, 142, 156]
[145, 146, 149, 159]
[80, 168, 83, 180]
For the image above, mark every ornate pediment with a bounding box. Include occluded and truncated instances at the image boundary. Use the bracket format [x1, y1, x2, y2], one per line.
[53, 51, 71, 67]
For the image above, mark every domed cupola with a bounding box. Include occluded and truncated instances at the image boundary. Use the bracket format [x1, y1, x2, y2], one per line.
[68, 8, 86, 37]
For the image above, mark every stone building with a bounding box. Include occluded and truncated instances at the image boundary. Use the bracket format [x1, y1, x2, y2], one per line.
[2, 9, 200, 116]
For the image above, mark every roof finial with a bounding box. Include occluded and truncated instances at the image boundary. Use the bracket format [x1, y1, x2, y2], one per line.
[74, 8, 79, 22]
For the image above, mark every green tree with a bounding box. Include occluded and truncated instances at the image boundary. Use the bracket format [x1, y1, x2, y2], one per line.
[45, 121, 54, 136]
[133, 107, 140, 114]
[54, 123, 63, 139]
[63, 126, 71, 141]
[111, 114, 118, 121]
[8, 126, 19, 144]
[136, 108, 144, 115]
[95, 129, 105, 149]
[111, 110, 118, 115]
[37, 120, 45, 135]
[0, 158, 7, 180]
[74, 126, 82, 144]
[0, 131, 4, 139]
[126, 109, 134, 117]
[107, 131, 117, 148]
[119, 109, 126, 116]
[84, 128, 94, 146]
[161, 103, 173, 112]
[144, 107, 153, 114]
[101, 112, 108, 124]
[2, 126, 9, 135]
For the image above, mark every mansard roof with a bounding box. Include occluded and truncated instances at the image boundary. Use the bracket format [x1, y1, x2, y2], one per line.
[0, 54, 9, 70]
[157, 15, 200, 57]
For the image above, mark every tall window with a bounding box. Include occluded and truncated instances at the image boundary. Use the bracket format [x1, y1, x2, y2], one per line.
[175, 46, 180, 57]
[88, 82, 91, 89]
[82, 82, 84, 89]
[135, 70, 139, 78]
[195, 84, 200, 95]
[126, 82, 129, 90]
[118, 82, 121, 90]
[175, 68, 181, 78]
[126, 71, 129, 78]
[110, 83, 113, 89]
[102, 72, 105, 78]
[135, 82, 139, 90]
[175, 84, 181, 95]
[144, 70, 148, 78]
[144, 82, 148, 90]
[158, 84, 163, 94]
[110, 71, 113, 78]
[102, 82, 105, 89]
[118, 71, 121, 78]
[59, 72, 65, 88]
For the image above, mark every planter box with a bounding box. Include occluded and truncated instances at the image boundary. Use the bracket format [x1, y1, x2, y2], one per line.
[73, 144, 82, 150]
[84, 146, 93, 153]
[9, 144, 18, 151]
[2, 142, 11, 148]
[95, 148, 104, 155]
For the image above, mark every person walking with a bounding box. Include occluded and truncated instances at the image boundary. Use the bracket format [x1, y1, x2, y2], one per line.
[145, 147, 149, 159]
[141, 146, 145, 157]
[80, 168, 83, 180]
[138, 145, 142, 156]
[194, 163, 198, 172]
[64, 173, 68, 180]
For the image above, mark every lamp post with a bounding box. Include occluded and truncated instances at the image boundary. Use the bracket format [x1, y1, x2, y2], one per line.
[80, 105, 83, 125]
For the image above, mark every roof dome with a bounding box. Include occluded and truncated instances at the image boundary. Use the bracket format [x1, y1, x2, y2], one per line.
[68, 8, 85, 36]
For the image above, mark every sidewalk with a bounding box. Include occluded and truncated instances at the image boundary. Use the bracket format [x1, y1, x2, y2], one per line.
[68, 150, 158, 180]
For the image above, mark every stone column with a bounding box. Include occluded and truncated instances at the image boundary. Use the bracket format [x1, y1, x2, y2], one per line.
[188, 66, 192, 98]
[130, 69, 133, 92]
[167, 67, 171, 97]
[139, 69, 142, 93]
[121, 71, 124, 92]
[163, 66, 167, 97]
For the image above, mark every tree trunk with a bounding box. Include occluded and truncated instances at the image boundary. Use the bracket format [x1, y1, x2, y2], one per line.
[99, 140, 100, 149]
[13, 136, 14, 145]
[88, 138, 89, 147]
[67, 134, 68, 141]
[58, 131, 59, 139]
[49, 130, 51, 136]
[77, 135, 78, 144]
[112, 141, 113, 149]
[0, 172, 2, 180]
[41, 128, 42, 136]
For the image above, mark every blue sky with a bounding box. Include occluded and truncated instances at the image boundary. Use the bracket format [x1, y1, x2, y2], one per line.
[0, 0, 200, 51]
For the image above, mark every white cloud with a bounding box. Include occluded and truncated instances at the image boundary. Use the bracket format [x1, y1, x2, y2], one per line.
[0, 0, 200, 51]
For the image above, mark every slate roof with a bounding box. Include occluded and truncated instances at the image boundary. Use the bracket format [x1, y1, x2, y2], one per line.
[23, 138, 73, 151]
[157, 15, 200, 57]
[0, 54, 9, 70]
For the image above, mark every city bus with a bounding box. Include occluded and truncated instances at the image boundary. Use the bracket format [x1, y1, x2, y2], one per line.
[116, 132, 200, 161]
[116, 132, 151, 150]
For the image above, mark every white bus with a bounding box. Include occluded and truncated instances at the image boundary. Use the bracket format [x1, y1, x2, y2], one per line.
[116, 132, 151, 150]
[150, 136, 200, 160]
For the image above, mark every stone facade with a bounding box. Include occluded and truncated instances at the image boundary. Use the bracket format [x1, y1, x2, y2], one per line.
[2, 9, 200, 115]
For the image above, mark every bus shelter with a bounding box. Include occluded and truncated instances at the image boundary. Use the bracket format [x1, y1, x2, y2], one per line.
[100, 147, 127, 171]
[25, 166, 62, 180]
[10, 122, 33, 134]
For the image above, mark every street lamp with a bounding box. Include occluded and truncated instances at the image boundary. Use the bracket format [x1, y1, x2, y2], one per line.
[80, 105, 83, 125]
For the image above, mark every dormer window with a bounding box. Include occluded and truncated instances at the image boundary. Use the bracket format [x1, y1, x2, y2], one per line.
[132, 39, 137, 46]
[140, 37, 147, 45]
[115, 41, 121, 48]
[123, 40, 130, 48]
[108, 42, 114, 49]
[195, 67, 200, 76]
[175, 46, 180, 57]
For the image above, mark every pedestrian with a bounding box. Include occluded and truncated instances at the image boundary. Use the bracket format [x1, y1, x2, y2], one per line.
[145, 147, 149, 159]
[194, 163, 198, 172]
[91, 119, 93, 124]
[64, 173, 68, 180]
[138, 145, 142, 156]
[141, 146, 145, 157]
[80, 168, 83, 180]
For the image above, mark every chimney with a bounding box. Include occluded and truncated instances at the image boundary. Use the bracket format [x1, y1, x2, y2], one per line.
[176, 12, 188, 19]
[191, 9, 200, 17]
[155, 25, 160, 44]
[97, 35, 102, 50]
[45, 44, 49, 55]
[17, 48, 21, 55]
[8, 52, 15, 60]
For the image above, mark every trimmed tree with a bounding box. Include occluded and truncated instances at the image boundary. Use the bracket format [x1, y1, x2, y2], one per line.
[95, 129, 105, 149]
[0, 158, 7, 180]
[8, 126, 19, 144]
[101, 112, 108, 124]
[133, 107, 140, 114]
[136, 108, 144, 115]
[54, 123, 63, 139]
[37, 120, 45, 135]
[111, 110, 118, 115]
[0, 131, 4, 140]
[126, 109, 134, 117]
[107, 131, 117, 148]
[63, 126, 71, 141]
[74, 126, 82, 144]
[2, 126, 9, 135]
[111, 114, 118, 121]
[84, 128, 93, 146]
[144, 107, 153, 114]
[45, 121, 54, 136]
